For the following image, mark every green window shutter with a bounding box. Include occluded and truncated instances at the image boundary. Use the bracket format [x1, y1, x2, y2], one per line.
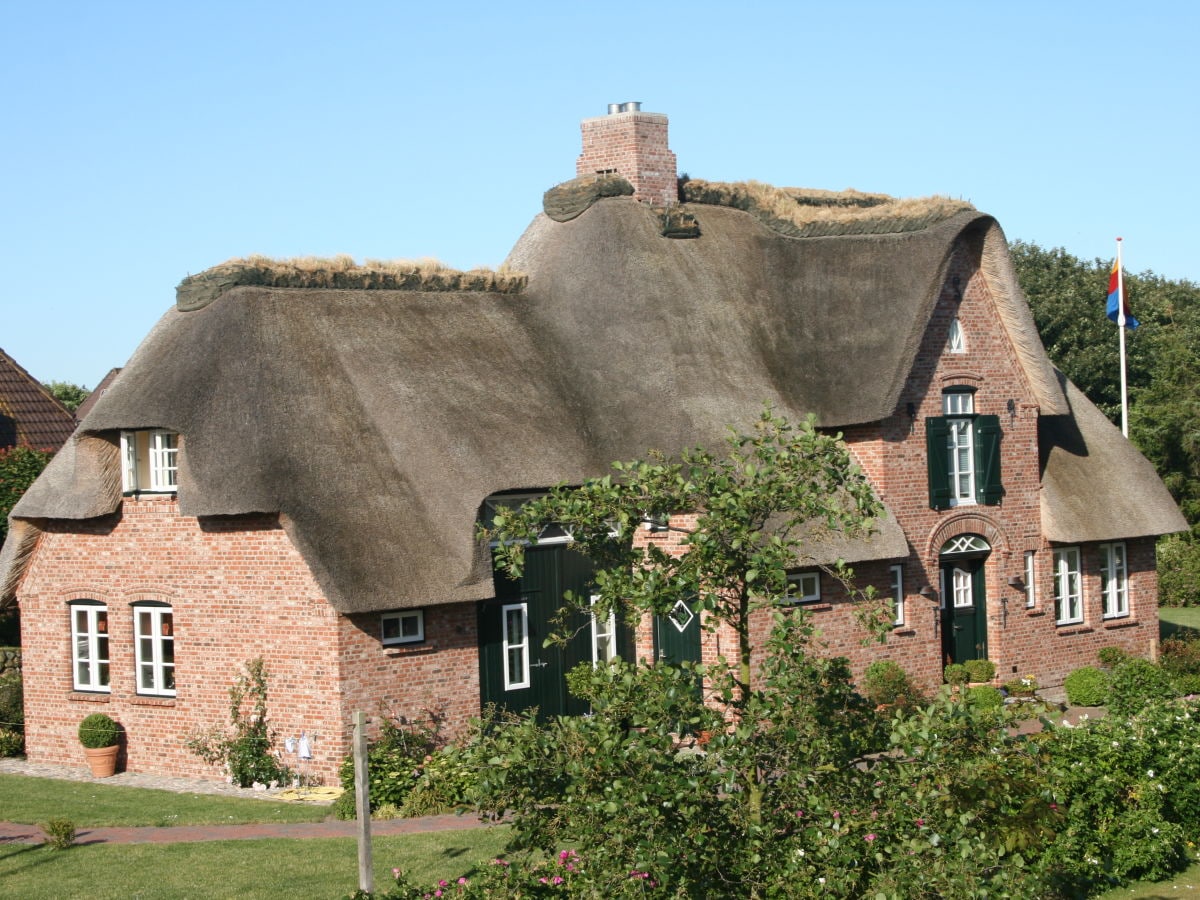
[925, 416, 951, 509]
[974, 415, 1004, 505]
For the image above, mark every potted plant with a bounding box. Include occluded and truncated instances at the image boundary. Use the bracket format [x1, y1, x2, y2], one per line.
[963, 658, 996, 684]
[1004, 675, 1039, 698]
[78, 712, 120, 777]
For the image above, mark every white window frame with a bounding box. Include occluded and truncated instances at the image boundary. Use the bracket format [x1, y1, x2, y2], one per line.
[134, 605, 175, 697]
[120, 429, 179, 494]
[943, 391, 976, 506]
[785, 571, 821, 604]
[889, 564, 905, 626]
[1024, 551, 1037, 609]
[951, 567, 973, 608]
[71, 602, 110, 693]
[1053, 547, 1083, 625]
[948, 317, 966, 353]
[1100, 542, 1129, 619]
[381, 609, 425, 645]
[501, 602, 530, 690]
[589, 595, 618, 665]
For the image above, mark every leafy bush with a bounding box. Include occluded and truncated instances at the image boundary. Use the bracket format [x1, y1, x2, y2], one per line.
[1158, 532, 1200, 607]
[1161, 635, 1200, 677]
[963, 658, 996, 683]
[943, 662, 969, 686]
[1173, 673, 1200, 696]
[1004, 675, 1039, 695]
[0, 727, 24, 757]
[1108, 659, 1176, 717]
[1064, 666, 1110, 706]
[77, 713, 118, 748]
[41, 817, 76, 850]
[400, 743, 478, 817]
[185, 658, 291, 788]
[966, 684, 1004, 709]
[338, 708, 447, 813]
[1098, 646, 1128, 668]
[0, 671, 23, 730]
[862, 659, 922, 707]
[1042, 699, 1200, 890]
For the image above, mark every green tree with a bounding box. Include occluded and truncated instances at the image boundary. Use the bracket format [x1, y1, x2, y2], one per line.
[1012, 241, 1200, 604]
[43, 381, 90, 412]
[0, 445, 52, 544]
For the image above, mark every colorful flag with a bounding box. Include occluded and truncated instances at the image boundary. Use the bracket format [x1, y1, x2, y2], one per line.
[1106, 258, 1139, 329]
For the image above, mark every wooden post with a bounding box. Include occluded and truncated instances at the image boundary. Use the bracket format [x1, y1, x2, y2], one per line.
[354, 710, 373, 893]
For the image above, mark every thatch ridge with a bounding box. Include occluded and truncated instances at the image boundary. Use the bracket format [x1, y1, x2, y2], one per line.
[176, 255, 527, 311]
[681, 179, 975, 238]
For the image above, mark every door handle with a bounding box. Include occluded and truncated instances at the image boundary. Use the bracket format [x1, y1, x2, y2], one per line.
[530, 659, 549, 669]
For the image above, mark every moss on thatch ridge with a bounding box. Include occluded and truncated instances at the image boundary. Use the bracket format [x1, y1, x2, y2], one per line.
[543, 174, 635, 222]
[176, 255, 527, 311]
[681, 179, 974, 238]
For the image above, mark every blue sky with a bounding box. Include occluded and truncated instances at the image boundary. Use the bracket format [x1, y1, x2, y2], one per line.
[3, 1, 1196, 388]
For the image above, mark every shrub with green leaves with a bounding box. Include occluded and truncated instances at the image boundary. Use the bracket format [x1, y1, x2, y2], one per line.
[1108, 658, 1177, 716]
[943, 662, 969, 686]
[1161, 635, 1200, 677]
[966, 684, 1004, 709]
[0, 727, 24, 757]
[862, 659, 922, 707]
[1064, 666, 1110, 707]
[77, 712, 118, 748]
[963, 658, 996, 683]
[1098, 646, 1127, 668]
[337, 709, 447, 815]
[41, 817, 76, 850]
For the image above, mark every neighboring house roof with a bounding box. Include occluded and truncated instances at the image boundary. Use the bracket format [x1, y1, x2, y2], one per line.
[73, 368, 122, 422]
[1, 195, 1183, 611]
[0, 347, 76, 452]
[1040, 372, 1188, 543]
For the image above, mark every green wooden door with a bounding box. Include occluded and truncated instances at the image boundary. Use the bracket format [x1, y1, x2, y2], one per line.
[653, 598, 702, 666]
[479, 545, 596, 719]
[941, 559, 988, 664]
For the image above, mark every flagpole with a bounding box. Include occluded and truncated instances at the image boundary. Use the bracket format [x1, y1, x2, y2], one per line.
[1116, 237, 1128, 437]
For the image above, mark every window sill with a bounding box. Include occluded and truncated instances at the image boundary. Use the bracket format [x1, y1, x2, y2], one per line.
[793, 603, 833, 612]
[1025, 609, 1046, 617]
[69, 692, 111, 703]
[384, 644, 436, 657]
[1103, 618, 1139, 630]
[891, 627, 916, 637]
[130, 696, 177, 708]
[1056, 625, 1094, 636]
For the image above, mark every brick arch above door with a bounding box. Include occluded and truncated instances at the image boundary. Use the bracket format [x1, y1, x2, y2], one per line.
[924, 512, 1012, 564]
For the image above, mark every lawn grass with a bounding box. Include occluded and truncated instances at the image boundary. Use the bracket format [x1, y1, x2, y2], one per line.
[0, 774, 329, 827]
[0, 829, 511, 899]
[1160, 606, 1200, 641]
[1097, 859, 1200, 898]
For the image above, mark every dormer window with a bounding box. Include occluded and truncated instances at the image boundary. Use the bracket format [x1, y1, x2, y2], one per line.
[947, 317, 965, 353]
[121, 429, 179, 494]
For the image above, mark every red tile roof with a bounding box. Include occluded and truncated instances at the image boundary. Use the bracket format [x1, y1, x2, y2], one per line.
[0, 348, 77, 452]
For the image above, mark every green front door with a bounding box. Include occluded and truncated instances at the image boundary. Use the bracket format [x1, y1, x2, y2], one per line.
[480, 545, 628, 719]
[653, 598, 702, 666]
[941, 558, 988, 664]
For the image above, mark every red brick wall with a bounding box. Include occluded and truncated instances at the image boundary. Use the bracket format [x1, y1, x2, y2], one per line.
[577, 111, 678, 207]
[16, 499, 483, 784]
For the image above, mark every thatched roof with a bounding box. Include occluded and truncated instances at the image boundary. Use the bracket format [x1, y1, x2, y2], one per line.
[1040, 373, 1187, 543]
[2, 195, 1175, 612]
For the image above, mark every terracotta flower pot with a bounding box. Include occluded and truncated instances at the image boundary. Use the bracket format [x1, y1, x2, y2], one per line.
[84, 744, 119, 778]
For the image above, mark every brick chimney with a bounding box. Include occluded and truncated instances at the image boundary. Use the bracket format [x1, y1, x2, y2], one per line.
[577, 102, 678, 207]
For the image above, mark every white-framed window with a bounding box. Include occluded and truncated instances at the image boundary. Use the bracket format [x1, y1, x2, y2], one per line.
[121, 429, 179, 493]
[501, 602, 530, 690]
[951, 567, 973, 608]
[1053, 547, 1083, 625]
[1100, 542, 1129, 618]
[785, 571, 821, 604]
[1024, 551, 1037, 609]
[590, 595, 618, 665]
[134, 604, 175, 696]
[947, 317, 966, 353]
[889, 564, 905, 626]
[381, 610, 425, 645]
[70, 601, 110, 692]
[944, 391, 976, 505]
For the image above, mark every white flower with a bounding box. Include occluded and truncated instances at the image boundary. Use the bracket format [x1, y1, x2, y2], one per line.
[1148, 769, 1156, 777]
[818, 877, 826, 884]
